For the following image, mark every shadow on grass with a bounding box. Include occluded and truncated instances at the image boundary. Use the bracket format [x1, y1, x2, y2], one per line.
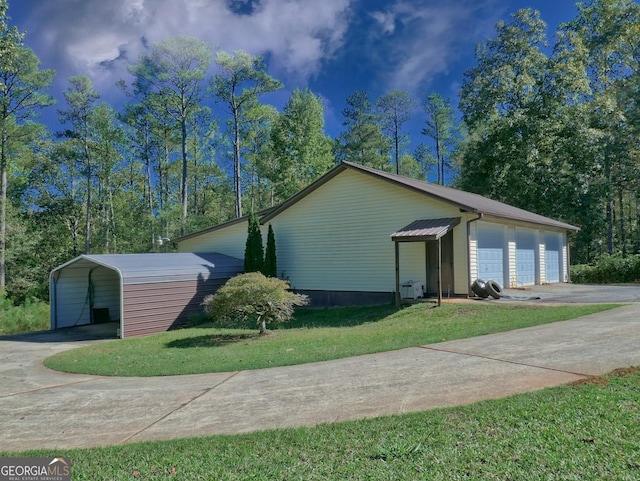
[166, 332, 258, 349]
[179, 305, 402, 335]
[281, 305, 399, 330]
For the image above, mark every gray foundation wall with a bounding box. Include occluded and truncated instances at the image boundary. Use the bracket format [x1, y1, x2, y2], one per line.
[295, 290, 394, 308]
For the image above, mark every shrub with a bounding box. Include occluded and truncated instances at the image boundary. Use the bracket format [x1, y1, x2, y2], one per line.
[244, 212, 263, 273]
[262, 224, 277, 277]
[203, 272, 309, 335]
[570, 254, 640, 284]
[0, 290, 50, 335]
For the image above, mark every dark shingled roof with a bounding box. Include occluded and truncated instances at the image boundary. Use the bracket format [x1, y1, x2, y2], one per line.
[261, 162, 578, 231]
[178, 161, 578, 243]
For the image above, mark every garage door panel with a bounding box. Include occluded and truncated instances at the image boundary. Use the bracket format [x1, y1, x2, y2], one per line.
[515, 228, 537, 286]
[477, 223, 505, 287]
[516, 249, 535, 286]
[545, 250, 560, 283]
[478, 248, 504, 286]
[545, 233, 561, 283]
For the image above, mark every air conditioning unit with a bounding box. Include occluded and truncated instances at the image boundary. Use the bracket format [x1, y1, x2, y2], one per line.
[401, 281, 424, 299]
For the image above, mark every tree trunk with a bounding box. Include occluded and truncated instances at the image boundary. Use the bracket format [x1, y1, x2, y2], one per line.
[233, 104, 242, 218]
[180, 115, 188, 228]
[394, 121, 399, 175]
[191, 135, 198, 216]
[259, 318, 267, 336]
[84, 139, 92, 254]
[108, 179, 116, 252]
[145, 134, 154, 248]
[617, 188, 624, 256]
[0, 128, 7, 288]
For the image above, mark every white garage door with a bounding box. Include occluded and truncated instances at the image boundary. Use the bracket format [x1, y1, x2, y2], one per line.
[545, 233, 561, 283]
[516, 229, 536, 286]
[477, 223, 505, 286]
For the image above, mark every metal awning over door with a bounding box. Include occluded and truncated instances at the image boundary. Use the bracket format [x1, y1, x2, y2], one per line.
[391, 217, 460, 306]
[391, 218, 461, 242]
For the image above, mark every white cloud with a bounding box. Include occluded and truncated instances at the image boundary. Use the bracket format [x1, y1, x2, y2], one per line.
[370, 11, 397, 34]
[368, 0, 502, 93]
[20, 0, 353, 94]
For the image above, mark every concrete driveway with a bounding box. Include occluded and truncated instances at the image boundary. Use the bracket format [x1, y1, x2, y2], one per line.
[1, 284, 639, 452]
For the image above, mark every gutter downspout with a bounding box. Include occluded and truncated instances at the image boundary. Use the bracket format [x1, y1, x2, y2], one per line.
[566, 232, 572, 283]
[466, 213, 483, 297]
[119, 272, 124, 339]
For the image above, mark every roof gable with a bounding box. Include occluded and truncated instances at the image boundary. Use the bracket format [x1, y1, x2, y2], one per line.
[261, 161, 578, 231]
[178, 161, 578, 243]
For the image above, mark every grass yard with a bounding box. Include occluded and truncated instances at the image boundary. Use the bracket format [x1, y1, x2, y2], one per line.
[44, 302, 617, 376]
[4, 367, 639, 480]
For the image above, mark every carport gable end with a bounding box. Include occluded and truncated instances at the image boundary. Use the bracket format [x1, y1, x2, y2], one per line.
[50, 253, 243, 338]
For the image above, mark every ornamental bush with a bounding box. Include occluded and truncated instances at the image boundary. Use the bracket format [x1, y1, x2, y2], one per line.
[203, 272, 309, 335]
[262, 224, 277, 277]
[244, 212, 263, 273]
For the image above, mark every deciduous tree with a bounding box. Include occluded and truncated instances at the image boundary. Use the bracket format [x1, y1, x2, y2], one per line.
[458, 8, 566, 216]
[203, 272, 309, 335]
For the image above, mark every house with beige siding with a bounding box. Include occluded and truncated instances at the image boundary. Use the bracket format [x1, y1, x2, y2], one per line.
[178, 161, 578, 306]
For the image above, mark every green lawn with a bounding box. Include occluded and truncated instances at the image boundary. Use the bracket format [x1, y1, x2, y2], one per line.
[4, 367, 639, 480]
[44, 303, 617, 376]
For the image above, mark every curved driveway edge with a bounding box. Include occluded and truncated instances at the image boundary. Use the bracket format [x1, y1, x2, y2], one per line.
[1, 298, 640, 452]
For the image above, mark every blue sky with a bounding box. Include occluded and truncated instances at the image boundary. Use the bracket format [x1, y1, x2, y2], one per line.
[9, 0, 586, 140]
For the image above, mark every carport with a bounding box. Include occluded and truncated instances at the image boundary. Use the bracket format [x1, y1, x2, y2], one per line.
[50, 252, 243, 338]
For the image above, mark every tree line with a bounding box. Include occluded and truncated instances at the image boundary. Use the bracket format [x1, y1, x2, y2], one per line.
[0, 0, 638, 304]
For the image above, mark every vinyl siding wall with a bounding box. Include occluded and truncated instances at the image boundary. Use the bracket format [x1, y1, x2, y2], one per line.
[179, 221, 248, 258]
[180, 169, 470, 295]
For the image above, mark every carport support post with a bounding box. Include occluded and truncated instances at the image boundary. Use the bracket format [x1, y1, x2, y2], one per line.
[395, 241, 401, 307]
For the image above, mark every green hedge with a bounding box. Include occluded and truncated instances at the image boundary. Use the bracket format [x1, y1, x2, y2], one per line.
[571, 254, 640, 284]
